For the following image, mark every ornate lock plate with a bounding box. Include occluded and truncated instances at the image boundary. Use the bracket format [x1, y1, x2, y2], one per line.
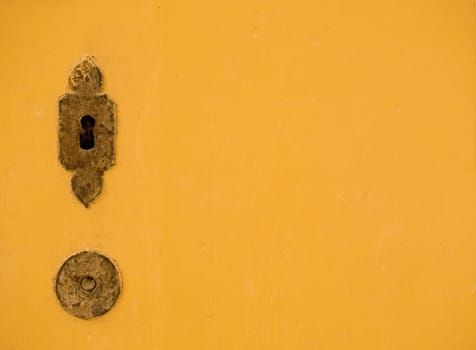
[59, 57, 116, 207]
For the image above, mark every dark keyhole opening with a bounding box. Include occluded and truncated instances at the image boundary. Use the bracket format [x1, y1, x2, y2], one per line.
[80, 115, 96, 150]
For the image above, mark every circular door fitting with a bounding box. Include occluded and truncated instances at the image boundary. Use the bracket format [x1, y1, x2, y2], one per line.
[55, 251, 121, 319]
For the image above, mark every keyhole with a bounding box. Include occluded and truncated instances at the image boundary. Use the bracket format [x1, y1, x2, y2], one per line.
[80, 115, 95, 150]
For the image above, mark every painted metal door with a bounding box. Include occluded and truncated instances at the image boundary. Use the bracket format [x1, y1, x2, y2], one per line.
[1, 0, 475, 349]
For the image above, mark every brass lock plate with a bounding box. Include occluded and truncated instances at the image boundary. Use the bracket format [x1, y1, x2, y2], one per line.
[55, 251, 121, 320]
[59, 57, 116, 207]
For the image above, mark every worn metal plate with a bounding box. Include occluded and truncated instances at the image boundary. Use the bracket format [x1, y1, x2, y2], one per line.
[58, 57, 116, 207]
[55, 251, 121, 320]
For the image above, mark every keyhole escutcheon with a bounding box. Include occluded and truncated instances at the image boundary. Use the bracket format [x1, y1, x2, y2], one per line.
[80, 115, 95, 150]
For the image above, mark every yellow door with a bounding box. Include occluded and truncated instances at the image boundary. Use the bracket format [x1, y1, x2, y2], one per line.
[1, 0, 475, 349]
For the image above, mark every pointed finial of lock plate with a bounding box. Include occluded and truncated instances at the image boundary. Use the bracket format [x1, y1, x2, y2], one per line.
[68, 56, 103, 95]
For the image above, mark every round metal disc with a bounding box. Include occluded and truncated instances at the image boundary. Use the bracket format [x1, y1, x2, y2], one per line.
[55, 251, 121, 319]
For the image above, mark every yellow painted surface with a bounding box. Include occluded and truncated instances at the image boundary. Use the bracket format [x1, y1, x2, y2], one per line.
[0, 0, 475, 349]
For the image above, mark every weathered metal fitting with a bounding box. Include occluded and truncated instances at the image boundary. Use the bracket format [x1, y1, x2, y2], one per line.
[59, 57, 116, 207]
[55, 251, 121, 320]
